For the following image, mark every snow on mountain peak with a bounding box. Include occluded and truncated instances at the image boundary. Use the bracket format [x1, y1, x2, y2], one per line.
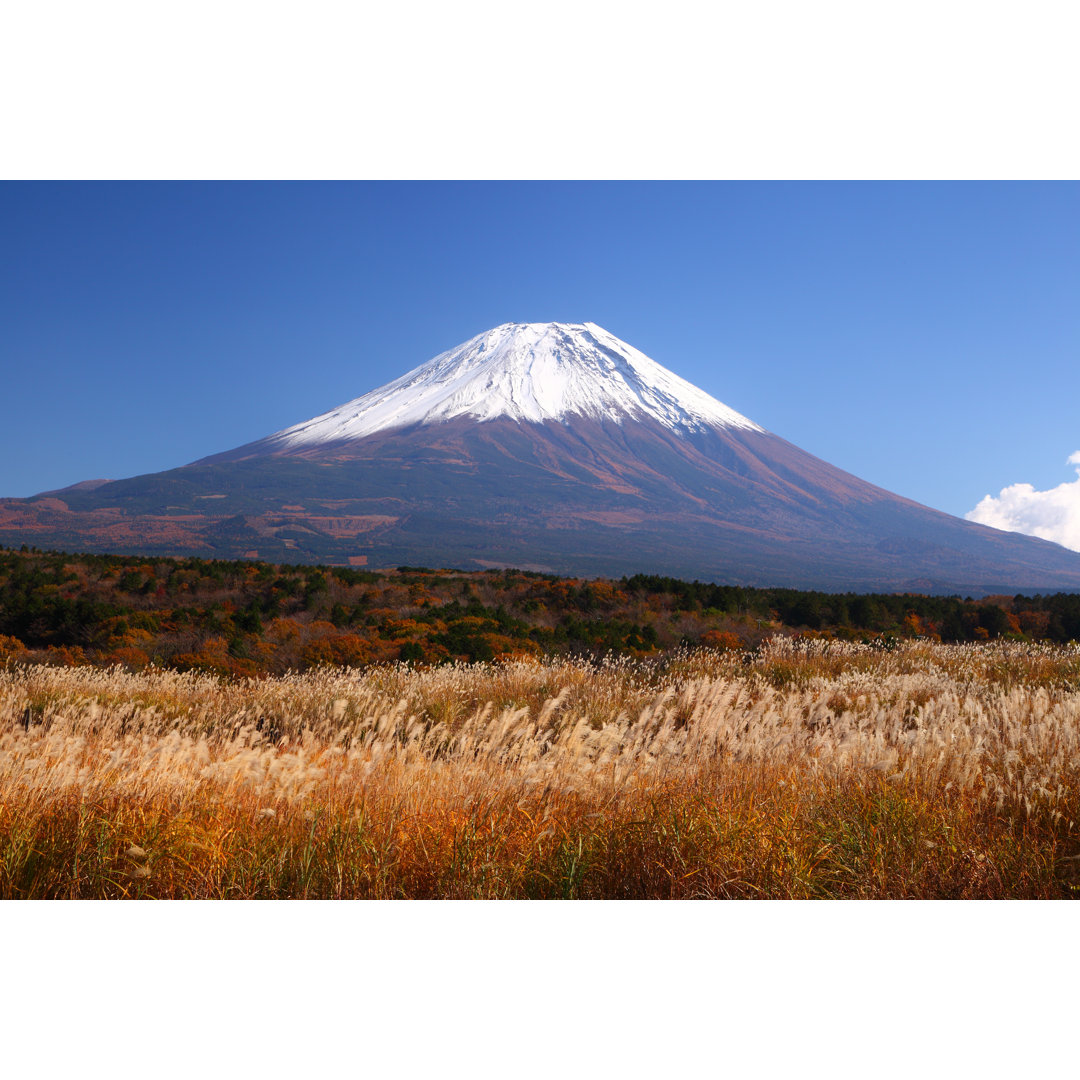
[266, 322, 763, 448]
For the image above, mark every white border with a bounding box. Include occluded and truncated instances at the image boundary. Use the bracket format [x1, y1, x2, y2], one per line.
[2, 2, 1079, 179]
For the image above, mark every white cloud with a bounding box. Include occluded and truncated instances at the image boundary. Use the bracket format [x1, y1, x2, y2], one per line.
[966, 452, 1080, 553]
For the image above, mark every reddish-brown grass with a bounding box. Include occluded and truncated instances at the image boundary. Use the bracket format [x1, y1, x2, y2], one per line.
[2, 639, 1078, 898]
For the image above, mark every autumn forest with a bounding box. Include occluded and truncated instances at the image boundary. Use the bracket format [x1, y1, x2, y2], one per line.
[3, 545, 1080, 678]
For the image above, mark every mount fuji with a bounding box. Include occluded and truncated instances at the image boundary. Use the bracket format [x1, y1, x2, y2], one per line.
[5, 321, 1080, 594]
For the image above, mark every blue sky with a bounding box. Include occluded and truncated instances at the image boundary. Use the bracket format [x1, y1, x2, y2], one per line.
[2, 181, 1077, 526]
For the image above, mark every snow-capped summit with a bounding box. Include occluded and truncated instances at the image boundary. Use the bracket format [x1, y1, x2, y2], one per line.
[261, 322, 763, 450]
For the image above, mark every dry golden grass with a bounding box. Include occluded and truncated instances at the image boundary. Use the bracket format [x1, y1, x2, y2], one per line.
[2, 638, 1079, 898]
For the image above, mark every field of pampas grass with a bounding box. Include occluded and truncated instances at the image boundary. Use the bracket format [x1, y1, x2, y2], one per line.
[3, 638, 1080, 898]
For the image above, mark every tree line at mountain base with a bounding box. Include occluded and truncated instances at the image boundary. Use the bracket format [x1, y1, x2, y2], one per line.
[2, 544, 1079, 677]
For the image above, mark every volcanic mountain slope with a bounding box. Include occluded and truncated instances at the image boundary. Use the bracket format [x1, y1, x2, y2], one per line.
[4, 321, 1080, 594]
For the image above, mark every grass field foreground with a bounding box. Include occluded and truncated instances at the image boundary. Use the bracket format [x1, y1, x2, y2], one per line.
[2, 638, 1080, 898]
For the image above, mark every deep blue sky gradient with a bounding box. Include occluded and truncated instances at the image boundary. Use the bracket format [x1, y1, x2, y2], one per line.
[2, 181, 1076, 516]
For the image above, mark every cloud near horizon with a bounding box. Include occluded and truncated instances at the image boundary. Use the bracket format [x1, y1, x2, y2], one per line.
[966, 452, 1080, 553]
